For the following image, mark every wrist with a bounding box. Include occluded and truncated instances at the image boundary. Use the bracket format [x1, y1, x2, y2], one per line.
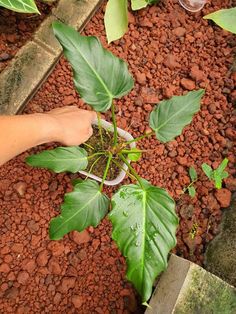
[33, 113, 61, 144]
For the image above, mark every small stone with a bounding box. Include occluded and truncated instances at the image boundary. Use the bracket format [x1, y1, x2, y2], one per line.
[12, 243, 24, 253]
[72, 295, 84, 309]
[92, 239, 100, 251]
[36, 249, 50, 267]
[27, 220, 39, 233]
[22, 259, 36, 272]
[59, 277, 76, 293]
[173, 27, 186, 37]
[0, 52, 11, 61]
[190, 65, 205, 82]
[136, 72, 146, 85]
[71, 230, 90, 245]
[47, 242, 65, 256]
[4, 287, 19, 299]
[180, 78, 196, 91]
[215, 189, 231, 208]
[54, 292, 62, 304]
[0, 263, 10, 273]
[163, 54, 180, 69]
[17, 271, 29, 285]
[13, 182, 27, 197]
[48, 258, 61, 275]
[176, 156, 188, 166]
[63, 95, 76, 106]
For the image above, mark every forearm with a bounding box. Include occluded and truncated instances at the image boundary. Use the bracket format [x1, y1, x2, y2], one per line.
[0, 114, 57, 166]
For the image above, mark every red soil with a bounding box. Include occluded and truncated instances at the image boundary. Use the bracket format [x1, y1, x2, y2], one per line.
[0, 0, 235, 312]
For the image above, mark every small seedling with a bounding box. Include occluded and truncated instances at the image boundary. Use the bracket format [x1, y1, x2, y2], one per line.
[202, 158, 229, 189]
[184, 166, 198, 197]
[25, 22, 205, 304]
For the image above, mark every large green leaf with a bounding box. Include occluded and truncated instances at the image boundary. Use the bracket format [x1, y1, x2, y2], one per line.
[49, 180, 110, 240]
[109, 179, 178, 302]
[26, 146, 88, 173]
[0, 0, 39, 13]
[104, 0, 128, 43]
[149, 90, 205, 143]
[52, 22, 134, 112]
[204, 8, 236, 34]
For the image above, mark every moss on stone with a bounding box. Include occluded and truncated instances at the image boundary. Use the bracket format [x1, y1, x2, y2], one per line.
[174, 266, 236, 314]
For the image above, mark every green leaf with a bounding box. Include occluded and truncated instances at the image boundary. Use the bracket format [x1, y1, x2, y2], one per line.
[189, 166, 197, 182]
[202, 163, 213, 180]
[188, 186, 196, 198]
[214, 174, 223, 189]
[104, 0, 128, 43]
[26, 146, 88, 173]
[0, 0, 39, 13]
[131, 0, 159, 10]
[204, 8, 236, 34]
[131, 0, 148, 10]
[215, 158, 229, 174]
[52, 22, 134, 112]
[149, 90, 205, 143]
[126, 148, 142, 161]
[212, 159, 229, 189]
[49, 180, 110, 240]
[109, 179, 178, 302]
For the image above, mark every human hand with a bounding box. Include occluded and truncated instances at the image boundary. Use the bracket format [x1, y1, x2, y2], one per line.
[46, 106, 97, 146]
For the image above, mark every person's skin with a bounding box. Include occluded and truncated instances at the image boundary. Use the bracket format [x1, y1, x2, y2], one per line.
[0, 106, 96, 166]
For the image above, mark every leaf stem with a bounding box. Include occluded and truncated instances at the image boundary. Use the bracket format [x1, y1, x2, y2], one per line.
[85, 156, 103, 180]
[97, 113, 104, 148]
[83, 142, 95, 150]
[87, 152, 105, 160]
[111, 102, 118, 146]
[111, 159, 137, 182]
[119, 153, 143, 187]
[124, 130, 155, 145]
[100, 152, 113, 191]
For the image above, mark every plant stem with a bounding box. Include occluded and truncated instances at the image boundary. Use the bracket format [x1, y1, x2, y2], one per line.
[97, 113, 104, 148]
[100, 152, 113, 192]
[119, 153, 143, 187]
[86, 156, 103, 180]
[112, 159, 137, 182]
[87, 152, 105, 160]
[111, 102, 118, 146]
[83, 142, 94, 150]
[124, 130, 155, 145]
[183, 179, 197, 194]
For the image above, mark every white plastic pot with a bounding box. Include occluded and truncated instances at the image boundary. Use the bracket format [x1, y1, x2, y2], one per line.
[79, 119, 136, 186]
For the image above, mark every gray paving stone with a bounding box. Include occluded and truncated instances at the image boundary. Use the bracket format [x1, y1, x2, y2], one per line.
[145, 254, 236, 314]
[0, 41, 57, 115]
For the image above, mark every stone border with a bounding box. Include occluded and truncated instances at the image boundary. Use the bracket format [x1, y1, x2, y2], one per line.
[145, 255, 236, 313]
[0, 0, 103, 115]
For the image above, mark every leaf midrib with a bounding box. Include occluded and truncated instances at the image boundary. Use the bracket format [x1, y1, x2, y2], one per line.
[51, 190, 100, 236]
[141, 188, 146, 292]
[63, 33, 114, 101]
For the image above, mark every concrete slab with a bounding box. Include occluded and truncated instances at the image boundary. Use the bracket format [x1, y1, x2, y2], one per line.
[0, 42, 57, 115]
[145, 254, 236, 314]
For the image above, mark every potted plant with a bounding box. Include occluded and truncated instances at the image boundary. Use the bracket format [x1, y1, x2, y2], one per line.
[26, 21, 205, 305]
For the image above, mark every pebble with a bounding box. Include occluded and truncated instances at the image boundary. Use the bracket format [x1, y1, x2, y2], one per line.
[215, 189, 232, 208]
[71, 230, 91, 245]
[180, 78, 196, 91]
